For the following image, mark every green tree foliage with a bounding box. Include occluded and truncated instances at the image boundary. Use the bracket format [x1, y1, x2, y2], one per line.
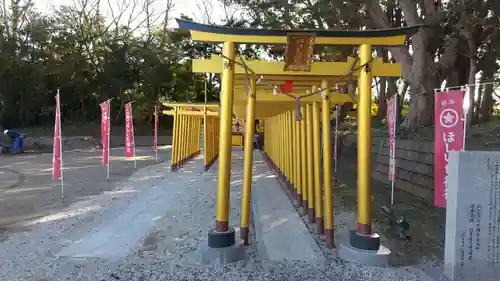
[0, 1, 216, 128]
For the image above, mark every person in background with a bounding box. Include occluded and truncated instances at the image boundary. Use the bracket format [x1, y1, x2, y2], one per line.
[253, 120, 262, 150]
[4, 129, 24, 154]
[253, 132, 260, 150]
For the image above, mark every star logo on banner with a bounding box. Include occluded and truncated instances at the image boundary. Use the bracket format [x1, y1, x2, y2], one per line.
[442, 112, 454, 123]
[439, 108, 459, 128]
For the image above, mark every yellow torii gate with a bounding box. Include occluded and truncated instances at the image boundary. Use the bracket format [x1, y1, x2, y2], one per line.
[192, 53, 403, 246]
[175, 18, 419, 263]
[162, 102, 220, 171]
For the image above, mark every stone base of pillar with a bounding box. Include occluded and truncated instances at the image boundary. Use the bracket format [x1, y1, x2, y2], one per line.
[338, 230, 390, 267]
[202, 233, 246, 265]
[208, 227, 235, 248]
[349, 230, 380, 250]
[202, 227, 247, 265]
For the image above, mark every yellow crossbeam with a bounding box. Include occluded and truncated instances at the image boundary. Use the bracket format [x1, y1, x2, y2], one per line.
[233, 91, 353, 104]
[162, 102, 219, 111]
[193, 55, 401, 77]
[234, 79, 347, 87]
[189, 31, 408, 45]
[234, 85, 336, 92]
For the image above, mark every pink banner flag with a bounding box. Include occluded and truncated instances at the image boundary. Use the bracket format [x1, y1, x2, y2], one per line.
[153, 106, 158, 152]
[52, 93, 62, 180]
[124, 103, 135, 157]
[387, 96, 397, 181]
[434, 90, 465, 208]
[100, 100, 110, 167]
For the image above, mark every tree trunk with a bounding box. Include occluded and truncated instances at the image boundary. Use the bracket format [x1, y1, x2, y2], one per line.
[376, 48, 388, 118]
[480, 81, 494, 122]
[396, 82, 409, 134]
[473, 83, 482, 124]
[365, 0, 459, 131]
[80, 96, 86, 121]
[387, 76, 399, 96]
[463, 30, 477, 130]
[377, 77, 387, 117]
[403, 80, 436, 130]
[477, 37, 497, 122]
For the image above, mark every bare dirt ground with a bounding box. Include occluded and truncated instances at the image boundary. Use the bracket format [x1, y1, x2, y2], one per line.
[0, 144, 172, 238]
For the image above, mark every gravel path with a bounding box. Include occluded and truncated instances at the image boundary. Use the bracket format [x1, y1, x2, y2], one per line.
[0, 150, 431, 281]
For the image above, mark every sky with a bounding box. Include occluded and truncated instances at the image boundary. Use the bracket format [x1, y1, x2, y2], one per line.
[35, 0, 229, 27]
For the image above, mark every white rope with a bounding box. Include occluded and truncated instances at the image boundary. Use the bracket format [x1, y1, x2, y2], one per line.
[434, 81, 500, 92]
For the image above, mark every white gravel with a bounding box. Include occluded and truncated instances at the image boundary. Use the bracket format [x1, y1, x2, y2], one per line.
[0, 150, 432, 281]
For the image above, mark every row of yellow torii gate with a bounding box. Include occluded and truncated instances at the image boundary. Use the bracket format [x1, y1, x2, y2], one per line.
[162, 19, 419, 253]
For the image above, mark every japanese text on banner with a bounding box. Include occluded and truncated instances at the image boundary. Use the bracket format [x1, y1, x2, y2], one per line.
[100, 100, 110, 167]
[52, 94, 62, 180]
[434, 90, 465, 208]
[124, 103, 135, 157]
[387, 96, 397, 181]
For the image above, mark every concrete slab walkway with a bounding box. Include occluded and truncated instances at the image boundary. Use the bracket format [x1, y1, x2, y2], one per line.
[251, 151, 325, 263]
[56, 171, 184, 261]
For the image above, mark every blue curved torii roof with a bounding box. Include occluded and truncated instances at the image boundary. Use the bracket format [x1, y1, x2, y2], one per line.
[175, 19, 421, 39]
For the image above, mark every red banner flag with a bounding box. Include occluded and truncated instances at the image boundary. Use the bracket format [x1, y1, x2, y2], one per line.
[153, 106, 158, 152]
[52, 93, 62, 180]
[124, 103, 135, 157]
[434, 90, 465, 208]
[387, 96, 397, 181]
[100, 100, 110, 167]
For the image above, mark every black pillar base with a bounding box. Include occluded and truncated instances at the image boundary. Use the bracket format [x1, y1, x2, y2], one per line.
[349, 230, 380, 251]
[208, 227, 236, 248]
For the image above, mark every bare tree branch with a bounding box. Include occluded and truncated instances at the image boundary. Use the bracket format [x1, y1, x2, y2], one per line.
[107, 0, 132, 36]
[161, 0, 175, 34]
[197, 0, 213, 24]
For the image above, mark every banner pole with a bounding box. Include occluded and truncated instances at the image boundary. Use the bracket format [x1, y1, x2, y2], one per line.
[155, 106, 158, 163]
[393, 97, 397, 206]
[59, 91, 64, 200]
[462, 86, 469, 151]
[334, 105, 339, 174]
[390, 179, 395, 206]
[462, 115, 467, 151]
